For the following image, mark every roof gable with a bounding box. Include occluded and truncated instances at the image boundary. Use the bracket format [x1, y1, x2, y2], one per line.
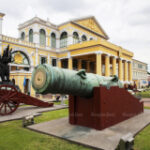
[18, 17, 57, 30]
[73, 16, 109, 39]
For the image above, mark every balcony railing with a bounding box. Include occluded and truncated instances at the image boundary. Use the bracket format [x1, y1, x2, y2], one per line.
[2, 35, 36, 47]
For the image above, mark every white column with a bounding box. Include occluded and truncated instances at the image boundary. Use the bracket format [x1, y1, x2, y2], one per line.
[33, 24, 39, 45]
[56, 38, 60, 49]
[56, 32, 60, 49]
[67, 34, 73, 45]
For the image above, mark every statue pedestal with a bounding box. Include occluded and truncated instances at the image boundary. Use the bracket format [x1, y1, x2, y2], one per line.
[69, 86, 143, 130]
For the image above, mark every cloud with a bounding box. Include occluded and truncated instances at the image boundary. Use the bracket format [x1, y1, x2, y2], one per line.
[39, 0, 87, 13]
[0, 0, 150, 70]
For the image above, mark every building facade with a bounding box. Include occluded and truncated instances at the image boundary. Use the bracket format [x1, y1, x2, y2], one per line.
[147, 74, 150, 87]
[132, 59, 148, 88]
[0, 13, 133, 96]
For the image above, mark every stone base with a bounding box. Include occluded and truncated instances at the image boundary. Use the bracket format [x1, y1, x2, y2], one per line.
[28, 109, 150, 150]
[69, 86, 143, 130]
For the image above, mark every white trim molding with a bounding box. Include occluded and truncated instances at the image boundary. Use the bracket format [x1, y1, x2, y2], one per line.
[95, 51, 102, 55]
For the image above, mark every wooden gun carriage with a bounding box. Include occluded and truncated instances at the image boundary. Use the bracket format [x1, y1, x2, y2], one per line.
[0, 82, 53, 115]
[0, 45, 53, 116]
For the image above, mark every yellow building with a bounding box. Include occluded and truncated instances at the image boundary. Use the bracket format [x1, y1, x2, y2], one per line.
[0, 13, 133, 96]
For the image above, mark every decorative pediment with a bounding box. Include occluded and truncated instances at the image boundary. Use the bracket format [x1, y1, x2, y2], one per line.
[73, 17, 109, 39]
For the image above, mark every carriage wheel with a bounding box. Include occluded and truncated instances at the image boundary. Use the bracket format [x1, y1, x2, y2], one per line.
[0, 85, 19, 115]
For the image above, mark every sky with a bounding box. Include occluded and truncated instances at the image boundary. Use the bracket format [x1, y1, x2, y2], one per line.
[0, 0, 150, 71]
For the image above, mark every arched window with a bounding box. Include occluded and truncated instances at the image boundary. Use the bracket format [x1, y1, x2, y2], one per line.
[60, 32, 67, 48]
[21, 32, 25, 40]
[51, 33, 56, 48]
[73, 32, 79, 44]
[29, 29, 33, 42]
[82, 35, 87, 41]
[39, 29, 46, 46]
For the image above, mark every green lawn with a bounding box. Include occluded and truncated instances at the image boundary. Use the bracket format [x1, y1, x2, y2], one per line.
[134, 125, 150, 150]
[0, 107, 150, 150]
[137, 90, 150, 98]
[144, 106, 150, 109]
[53, 99, 68, 105]
[35, 108, 68, 124]
[0, 109, 91, 150]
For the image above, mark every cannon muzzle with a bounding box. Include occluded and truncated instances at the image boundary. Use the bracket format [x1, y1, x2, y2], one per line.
[32, 64, 123, 97]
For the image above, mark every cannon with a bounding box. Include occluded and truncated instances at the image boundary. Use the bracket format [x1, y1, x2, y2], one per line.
[32, 64, 143, 130]
[0, 46, 53, 116]
[32, 64, 123, 97]
[0, 83, 53, 115]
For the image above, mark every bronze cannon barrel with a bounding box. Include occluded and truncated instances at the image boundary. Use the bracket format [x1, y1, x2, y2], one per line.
[32, 64, 123, 97]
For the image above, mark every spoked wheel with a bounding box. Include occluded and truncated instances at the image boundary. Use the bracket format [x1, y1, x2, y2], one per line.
[0, 84, 19, 115]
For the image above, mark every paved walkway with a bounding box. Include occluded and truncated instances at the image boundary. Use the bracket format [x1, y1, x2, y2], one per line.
[28, 109, 150, 150]
[0, 104, 68, 123]
[142, 98, 150, 107]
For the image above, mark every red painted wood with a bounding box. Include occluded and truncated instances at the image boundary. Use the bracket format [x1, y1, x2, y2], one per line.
[0, 84, 19, 115]
[0, 84, 53, 115]
[69, 86, 143, 130]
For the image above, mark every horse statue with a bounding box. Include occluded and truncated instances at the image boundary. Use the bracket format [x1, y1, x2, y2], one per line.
[0, 45, 13, 82]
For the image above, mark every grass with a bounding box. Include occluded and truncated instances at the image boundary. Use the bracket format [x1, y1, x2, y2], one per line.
[53, 99, 68, 105]
[134, 124, 150, 150]
[0, 105, 150, 150]
[136, 90, 150, 98]
[35, 108, 68, 124]
[0, 108, 91, 150]
[144, 106, 150, 109]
